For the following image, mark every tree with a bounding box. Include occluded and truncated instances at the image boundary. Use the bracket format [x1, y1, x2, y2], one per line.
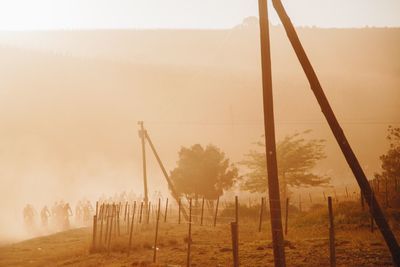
[240, 130, 330, 199]
[170, 144, 239, 200]
[375, 126, 400, 181]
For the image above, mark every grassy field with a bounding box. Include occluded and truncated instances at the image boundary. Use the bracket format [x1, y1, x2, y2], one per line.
[0, 201, 398, 266]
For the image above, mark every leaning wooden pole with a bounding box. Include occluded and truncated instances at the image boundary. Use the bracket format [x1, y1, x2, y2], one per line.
[258, 0, 286, 266]
[270, 0, 400, 264]
[144, 129, 189, 220]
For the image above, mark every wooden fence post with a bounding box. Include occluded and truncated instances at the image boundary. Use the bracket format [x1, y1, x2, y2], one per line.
[117, 203, 121, 236]
[328, 197, 336, 267]
[107, 204, 115, 254]
[164, 198, 169, 222]
[258, 197, 264, 232]
[200, 197, 205, 226]
[153, 199, 161, 263]
[128, 202, 137, 256]
[186, 198, 192, 267]
[213, 196, 220, 227]
[285, 197, 289, 235]
[104, 204, 110, 244]
[345, 187, 349, 198]
[139, 202, 143, 223]
[98, 204, 104, 246]
[124, 202, 128, 222]
[92, 214, 97, 250]
[127, 204, 130, 234]
[231, 221, 239, 267]
[323, 191, 327, 201]
[147, 201, 151, 224]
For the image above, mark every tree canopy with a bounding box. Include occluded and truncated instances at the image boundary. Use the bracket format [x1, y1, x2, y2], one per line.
[170, 144, 238, 200]
[240, 130, 330, 198]
[375, 125, 400, 181]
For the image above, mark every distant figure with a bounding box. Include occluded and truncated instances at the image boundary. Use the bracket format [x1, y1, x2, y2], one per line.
[40, 206, 51, 228]
[82, 201, 93, 225]
[23, 204, 36, 233]
[75, 201, 83, 225]
[62, 203, 73, 230]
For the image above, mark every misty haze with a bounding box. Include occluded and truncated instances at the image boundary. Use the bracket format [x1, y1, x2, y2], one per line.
[0, 1, 399, 266]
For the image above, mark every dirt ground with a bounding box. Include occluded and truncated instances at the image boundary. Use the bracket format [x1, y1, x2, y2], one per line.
[0, 214, 396, 267]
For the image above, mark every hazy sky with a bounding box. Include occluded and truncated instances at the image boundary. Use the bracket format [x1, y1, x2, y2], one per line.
[0, 0, 399, 30]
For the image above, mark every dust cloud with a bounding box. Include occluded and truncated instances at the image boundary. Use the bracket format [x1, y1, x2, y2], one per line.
[0, 23, 399, 243]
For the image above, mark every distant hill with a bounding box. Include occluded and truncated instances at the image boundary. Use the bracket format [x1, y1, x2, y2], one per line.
[0, 25, 399, 217]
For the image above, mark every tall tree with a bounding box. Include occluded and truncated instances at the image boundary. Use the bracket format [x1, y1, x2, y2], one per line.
[375, 126, 400, 181]
[240, 130, 330, 199]
[170, 144, 238, 200]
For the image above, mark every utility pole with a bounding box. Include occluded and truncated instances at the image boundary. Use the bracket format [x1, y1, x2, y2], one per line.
[144, 130, 189, 220]
[138, 121, 149, 206]
[270, 0, 400, 265]
[258, 0, 286, 266]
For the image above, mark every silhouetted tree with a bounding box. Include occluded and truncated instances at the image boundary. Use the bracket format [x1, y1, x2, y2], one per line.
[375, 126, 400, 181]
[170, 144, 238, 200]
[240, 130, 330, 199]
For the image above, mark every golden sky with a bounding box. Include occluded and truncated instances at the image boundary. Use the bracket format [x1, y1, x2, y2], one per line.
[0, 0, 399, 30]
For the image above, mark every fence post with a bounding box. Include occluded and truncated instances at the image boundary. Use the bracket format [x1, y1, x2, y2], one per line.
[328, 197, 336, 267]
[104, 204, 110, 244]
[323, 191, 326, 201]
[186, 198, 192, 267]
[139, 202, 143, 223]
[127, 204, 130, 234]
[153, 199, 161, 263]
[345, 187, 349, 198]
[200, 197, 205, 226]
[231, 222, 239, 267]
[117, 203, 121, 236]
[124, 202, 128, 222]
[107, 204, 115, 254]
[128, 201, 137, 256]
[258, 197, 264, 232]
[98, 204, 104, 246]
[147, 201, 151, 224]
[92, 214, 97, 250]
[285, 197, 289, 235]
[164, 198, 169, 222]
[214, 196, 220, 227]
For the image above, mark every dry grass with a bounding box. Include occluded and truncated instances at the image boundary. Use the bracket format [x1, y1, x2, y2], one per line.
[1, 201, 398, 266]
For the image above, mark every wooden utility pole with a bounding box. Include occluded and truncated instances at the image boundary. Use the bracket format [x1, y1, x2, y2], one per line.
[258, 0, 286, 266]
[328, 197, 336, 267]
[270, 0, 400, 264]
[143, 128, 189, 220]
[138, 121, 149, 206]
